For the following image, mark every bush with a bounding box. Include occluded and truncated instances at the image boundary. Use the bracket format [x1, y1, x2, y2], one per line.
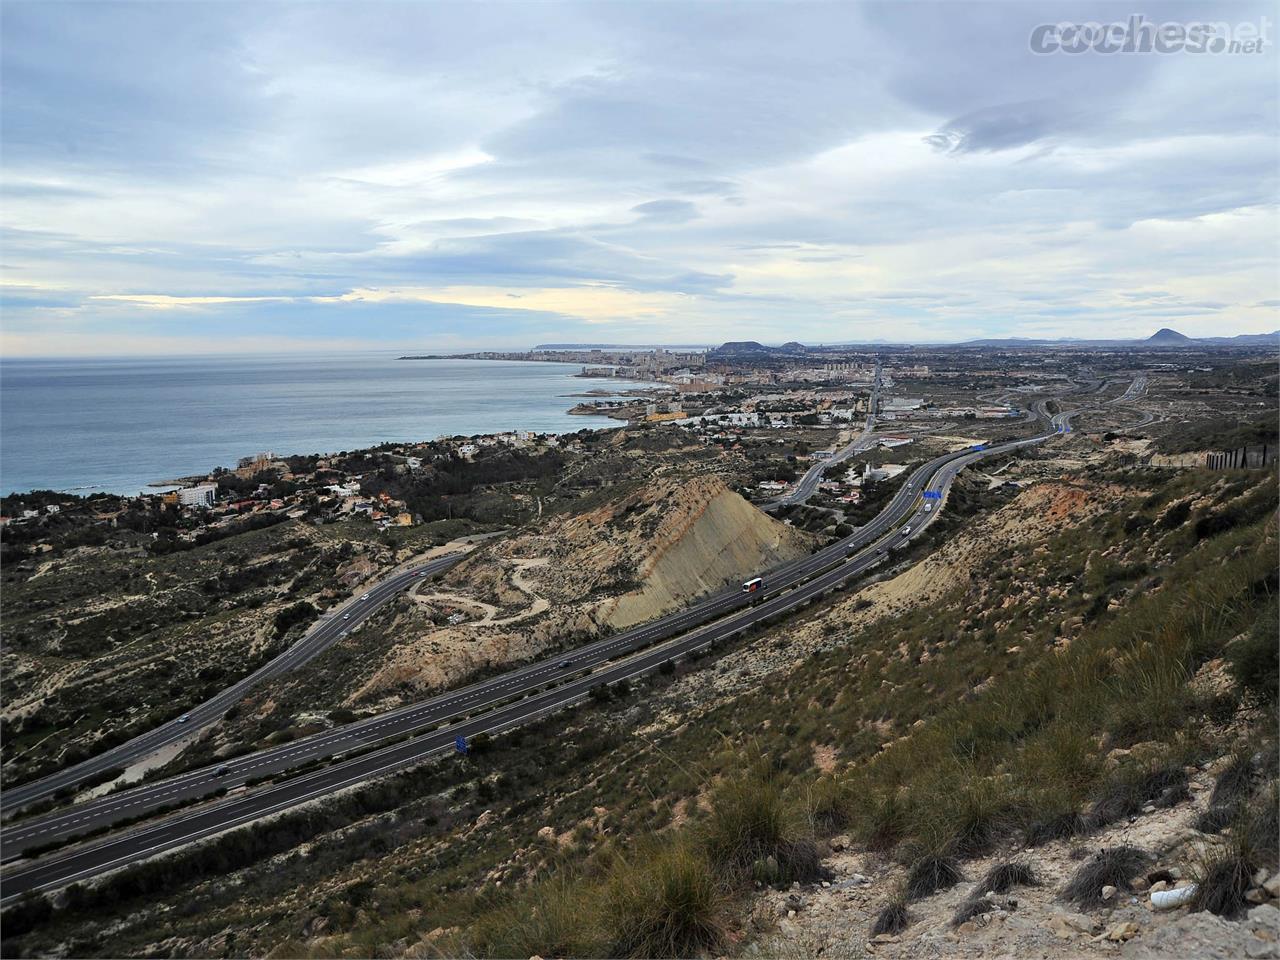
[1024, 811, 1088, 847]
[904, 853, 963, 900]
[468, 878, 598, 959]
[951, 895, 997, 927]
[1086, 763, 1188, 829]
[701, 766, 827, 885]
[1227, 602, 1279, 702]
[1192, 853, 1255, 918]
[974, 861, 1037, 896]
[870, 900, 910, 936]
[1061, 846, 1150, 907]
[605, 843, 725, 958]
[805, 776, 852, 831]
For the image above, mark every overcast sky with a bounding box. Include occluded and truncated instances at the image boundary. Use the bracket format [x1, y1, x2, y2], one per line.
[2, 1, 1277, 355]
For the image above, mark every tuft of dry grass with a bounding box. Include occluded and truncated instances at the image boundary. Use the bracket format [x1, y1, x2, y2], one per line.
[605, 841, 726, 959]
[904, 853, 964, 900]
[951, 895, 998, 927]
[975, 861, 1037, 896]
[1061, 846, 1150, 907]
[870, 900, 911, 936]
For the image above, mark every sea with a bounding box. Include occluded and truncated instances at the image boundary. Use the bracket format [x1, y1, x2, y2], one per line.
[0, 354, 649, 496]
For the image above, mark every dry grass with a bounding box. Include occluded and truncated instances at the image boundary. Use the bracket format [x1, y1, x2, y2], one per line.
[1061, 846, 1151, 907]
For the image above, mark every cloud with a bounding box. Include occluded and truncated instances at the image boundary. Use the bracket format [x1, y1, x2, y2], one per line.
[924, 100, 1069, 154]
[631, 199, 700, 223]
[0, 1, 1276, 352]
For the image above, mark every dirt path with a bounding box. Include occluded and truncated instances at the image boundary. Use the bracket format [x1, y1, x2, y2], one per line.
[410, 557, 550, 627]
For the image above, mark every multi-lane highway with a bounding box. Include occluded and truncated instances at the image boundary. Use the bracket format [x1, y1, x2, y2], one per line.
[0, 552, 467, 814]
[0, 403, 1081, 902]
[769, 361, 882, 508]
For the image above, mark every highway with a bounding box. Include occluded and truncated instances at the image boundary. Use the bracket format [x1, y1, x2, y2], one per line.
[0, 552, 468, 815]
[768, 361, 882, 508]
[0, 403, 1077, 902]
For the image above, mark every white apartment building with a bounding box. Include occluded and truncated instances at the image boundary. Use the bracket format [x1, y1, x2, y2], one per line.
[178, 483, 218, 508]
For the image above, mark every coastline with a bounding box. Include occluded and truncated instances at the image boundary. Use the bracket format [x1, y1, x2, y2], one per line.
[1, 356, 652, 497]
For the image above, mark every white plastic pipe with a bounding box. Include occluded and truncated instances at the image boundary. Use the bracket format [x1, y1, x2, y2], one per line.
[1151, 885, 1197, 909]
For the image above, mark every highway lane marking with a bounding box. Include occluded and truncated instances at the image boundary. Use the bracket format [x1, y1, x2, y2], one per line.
[4, 431, 1058, 850]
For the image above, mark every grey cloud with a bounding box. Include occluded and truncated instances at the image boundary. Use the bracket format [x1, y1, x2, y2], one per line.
[925, 100, 1069, 155]
[632, 199, 699, 222]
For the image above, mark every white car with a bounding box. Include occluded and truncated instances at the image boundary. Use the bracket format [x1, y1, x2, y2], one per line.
[343, 613, 351, 620]
[360, 593, 370, 601]
[178, 715, 190, 723]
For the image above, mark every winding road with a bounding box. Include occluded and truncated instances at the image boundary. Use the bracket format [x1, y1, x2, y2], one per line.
[0, 386, 1122, 903]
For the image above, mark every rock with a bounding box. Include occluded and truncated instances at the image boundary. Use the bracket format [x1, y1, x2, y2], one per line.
[1248, 905, 1280, 924]
[1168, 867, 1183, 880]
[1102, 885, 1117, 901]
[1266, 874, 1280, 899]
[1049, 912, 1092, 939]
[1151, 881, 1170, 893]
[830, 834, 850, 852]
[536, 826, 556, 841]
[1133, 877, 1151, 892]
[1255, 869, 1270, 886]
[871, 934, 900, 944]
[1247, 889, 1268, 904]
[1104, 921, 1141, 942]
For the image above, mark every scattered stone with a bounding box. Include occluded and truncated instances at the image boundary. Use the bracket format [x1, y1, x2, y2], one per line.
[1103, 921, 1141, 942]
[1247, 889, 1269, 905]
[830, 835, 850, 852]
[1151, 881, 1170, 893]
[1048, 911, 1093, 939]
[1266, 874, 1280, 899]
[1102, 885, 1117, 901]
[1133, 877, 1151, 892]
[1249, 905, 1280, 925]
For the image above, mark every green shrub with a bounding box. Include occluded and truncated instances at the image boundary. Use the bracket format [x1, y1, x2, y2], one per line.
[1227, 601, 1279, 702]
[701, 766, 827, 885]
[468, 878, 600, 959]
[604, 842, 725, 958]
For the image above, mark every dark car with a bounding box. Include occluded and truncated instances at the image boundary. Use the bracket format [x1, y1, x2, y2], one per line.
[558, 660, 572, 669]
[214, 765, 231, 777]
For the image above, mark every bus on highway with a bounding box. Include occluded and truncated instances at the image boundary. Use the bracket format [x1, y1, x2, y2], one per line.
[742, 577, 763, 593]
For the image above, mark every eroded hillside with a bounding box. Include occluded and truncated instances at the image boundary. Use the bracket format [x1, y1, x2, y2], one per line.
[7, 446, 1275, 960]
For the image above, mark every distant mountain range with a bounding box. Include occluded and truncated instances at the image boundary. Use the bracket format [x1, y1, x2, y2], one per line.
[956, 328, 1279, 349]
[534, 330, 1278, 354]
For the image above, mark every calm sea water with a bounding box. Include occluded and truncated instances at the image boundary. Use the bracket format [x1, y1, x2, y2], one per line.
[0, 355, 643, 496]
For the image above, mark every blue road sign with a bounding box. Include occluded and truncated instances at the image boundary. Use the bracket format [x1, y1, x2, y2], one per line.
[455, 735, 469, 755]
[922, 490, 942, 500]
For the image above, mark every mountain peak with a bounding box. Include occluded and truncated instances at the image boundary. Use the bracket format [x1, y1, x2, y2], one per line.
[1146, 327, 1192, 344]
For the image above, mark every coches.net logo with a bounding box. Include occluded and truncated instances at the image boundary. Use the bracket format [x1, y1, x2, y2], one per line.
[1030, 14, 1271, 54]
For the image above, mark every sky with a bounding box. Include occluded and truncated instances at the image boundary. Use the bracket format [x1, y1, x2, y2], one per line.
[1, 0, 1277, 356]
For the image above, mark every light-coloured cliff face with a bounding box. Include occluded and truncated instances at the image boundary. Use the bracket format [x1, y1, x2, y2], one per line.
[597, 475, 810, 628]
[349, 475, 813, 703]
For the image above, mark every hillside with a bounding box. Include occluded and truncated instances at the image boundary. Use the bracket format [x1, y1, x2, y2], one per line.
[7, 444, 1276, 960]
[358, 473, 812, 694]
